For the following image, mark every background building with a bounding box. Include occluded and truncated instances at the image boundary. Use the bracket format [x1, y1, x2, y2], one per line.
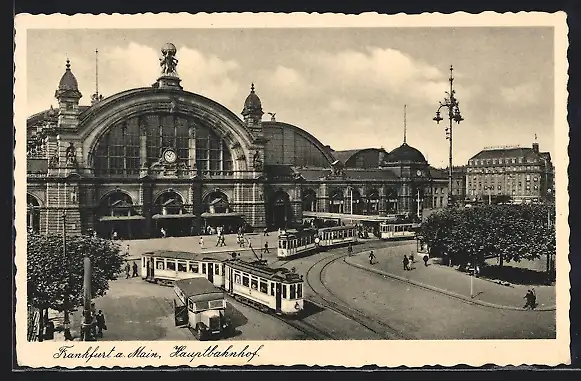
[27, 44, 447, 238]
[465, 142, 554, 204]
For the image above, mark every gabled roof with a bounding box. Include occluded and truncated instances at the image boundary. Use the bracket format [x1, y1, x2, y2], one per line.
[332, 149, 361, 164]
[469, 147, 539, 161]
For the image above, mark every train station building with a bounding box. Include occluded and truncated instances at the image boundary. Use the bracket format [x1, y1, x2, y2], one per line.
[26, 43, 449, 238]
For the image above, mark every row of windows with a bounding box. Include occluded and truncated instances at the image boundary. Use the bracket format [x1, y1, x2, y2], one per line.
[467, 166, 542, 174]
[279, 234, 316, 249]
[321, 228, 356, 240]
[469, 157, 537, 166]
[471, 174, 539, 180]
[232, 270, 303, 300]
[150, 257, 220, 276]
[468, 185, 540, 191]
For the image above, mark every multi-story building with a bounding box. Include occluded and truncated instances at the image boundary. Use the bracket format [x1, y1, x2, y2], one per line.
[465, 142, 554, 204]
[26, 43, 441, 238]
[428, 166, 467, 209]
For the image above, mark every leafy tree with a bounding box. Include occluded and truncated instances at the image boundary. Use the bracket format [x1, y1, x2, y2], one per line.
[27, 233, 126, 321]
[419, 204, 555, 268]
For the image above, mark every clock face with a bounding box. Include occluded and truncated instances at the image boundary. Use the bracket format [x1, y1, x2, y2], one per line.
[163, 149, 177, 163]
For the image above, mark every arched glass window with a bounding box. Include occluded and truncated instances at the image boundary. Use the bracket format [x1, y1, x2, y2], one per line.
[94, 114, 233, 177]
[27, 194, 40, 233]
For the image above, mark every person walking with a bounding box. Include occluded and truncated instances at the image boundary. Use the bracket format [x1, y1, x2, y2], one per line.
[125, 262, 131, 279]
[403, 255, 410, 271]
[132, 261, 138, 277]
[199, 236, 205, 249]
[264, 227, 269, 236]
[423, 254, 429, 267]
[523, 290, 533, 310]
[530, 288, 537, 310]
[263, 241, 269, 254]
[216, 232, 221, 246]
[368, 251, 376, 265]
[95, 310, 106, 338]
[160, 227, 166, 238]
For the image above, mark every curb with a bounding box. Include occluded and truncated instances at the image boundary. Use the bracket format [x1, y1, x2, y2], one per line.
[345, 255, 556, 312]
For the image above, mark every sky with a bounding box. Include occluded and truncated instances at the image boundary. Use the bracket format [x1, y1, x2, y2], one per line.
[26, 27, 555, 168]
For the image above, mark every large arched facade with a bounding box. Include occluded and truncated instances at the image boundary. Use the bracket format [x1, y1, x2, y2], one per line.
[26, 46, 440, 238]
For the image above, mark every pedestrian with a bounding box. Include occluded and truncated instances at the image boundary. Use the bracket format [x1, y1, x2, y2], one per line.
[409, 252, 414, 264]
[132, 261, 138, 277]
[112, 230, 118, 240]
[369, 251, 375, 265]
[95, 310, 106, 338]
[160, 227, 166, 238]
[263, 241, 269, 254]
[125, 261, 131, 279]
[423, 254, 429, 267]
[530, 288, 537, 309]
[403, 255, 410, 271]
[264, 227, 269, 236]
[199, 236, 204, 249]
[216, 232, 221, 246]
[523, 289, 533, 310]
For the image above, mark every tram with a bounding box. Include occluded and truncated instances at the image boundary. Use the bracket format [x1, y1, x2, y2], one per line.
[277, 228, 318, 259]
[276, 225, 358, 259]
[318, 225, 357, 248]
[224, 259, 304, 316]
[173, 277, 231, 340]
[379, 222, 419, 240]
[142, 250, 224, 287]
[142, 250, 305, 317]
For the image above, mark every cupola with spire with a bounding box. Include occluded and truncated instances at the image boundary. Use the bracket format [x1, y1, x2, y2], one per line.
[54, 58, 83, 129]
[241, 83, 264, 133]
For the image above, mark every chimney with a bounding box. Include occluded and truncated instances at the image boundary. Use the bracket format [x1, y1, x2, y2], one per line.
[532, 142, 539, 153]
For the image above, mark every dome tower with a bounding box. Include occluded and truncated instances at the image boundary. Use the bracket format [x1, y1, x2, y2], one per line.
[54, 58, 83, 129]
[241, 83, 264, 134]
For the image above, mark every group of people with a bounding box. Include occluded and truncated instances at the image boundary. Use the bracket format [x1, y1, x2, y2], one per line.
[80, 302, 107, 340]
[124, 260, 139, 279]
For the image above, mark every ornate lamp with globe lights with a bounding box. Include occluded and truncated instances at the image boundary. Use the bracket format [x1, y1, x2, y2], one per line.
[433, 65, 464, 207]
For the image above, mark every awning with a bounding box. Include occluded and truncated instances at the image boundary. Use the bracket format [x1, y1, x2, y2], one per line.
[152, 213, 195, 220]
[99, 215, 145, 222]
[201, 212, 244, 218]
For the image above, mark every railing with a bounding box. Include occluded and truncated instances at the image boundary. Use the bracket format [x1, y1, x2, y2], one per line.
[27, 305, 40, 342]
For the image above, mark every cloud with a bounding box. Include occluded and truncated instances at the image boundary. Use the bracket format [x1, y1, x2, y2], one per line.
[97, 42, 243, 110]
[500, 83, 540, 105]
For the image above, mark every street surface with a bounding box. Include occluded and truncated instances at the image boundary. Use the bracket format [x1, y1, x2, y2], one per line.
[59, 235, 555, 341]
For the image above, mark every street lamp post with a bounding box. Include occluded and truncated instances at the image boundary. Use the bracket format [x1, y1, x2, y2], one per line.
[62, 212, 72, 340]
[416, 189, 422, 220]
[433, 65, 464, 208]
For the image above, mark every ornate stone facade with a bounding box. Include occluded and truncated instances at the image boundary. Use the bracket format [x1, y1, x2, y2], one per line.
[26, 43, 447, 238]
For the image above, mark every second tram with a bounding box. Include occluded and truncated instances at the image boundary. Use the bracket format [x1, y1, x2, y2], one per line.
[379, 222, 419, 240]
[277, 225, 358, 259]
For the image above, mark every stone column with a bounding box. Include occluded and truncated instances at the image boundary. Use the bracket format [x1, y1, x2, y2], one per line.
[192, 179, 203, 236]
[139, 117, 148, 169]
[188, 123, 196, 172]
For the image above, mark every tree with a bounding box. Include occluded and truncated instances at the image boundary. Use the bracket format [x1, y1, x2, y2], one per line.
[27, 233, 126, 325]
[419, 204, 555, 268]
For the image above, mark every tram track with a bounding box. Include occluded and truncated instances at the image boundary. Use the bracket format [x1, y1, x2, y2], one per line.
[304, 251, 408, 340]
[223, 294, 333, 340]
